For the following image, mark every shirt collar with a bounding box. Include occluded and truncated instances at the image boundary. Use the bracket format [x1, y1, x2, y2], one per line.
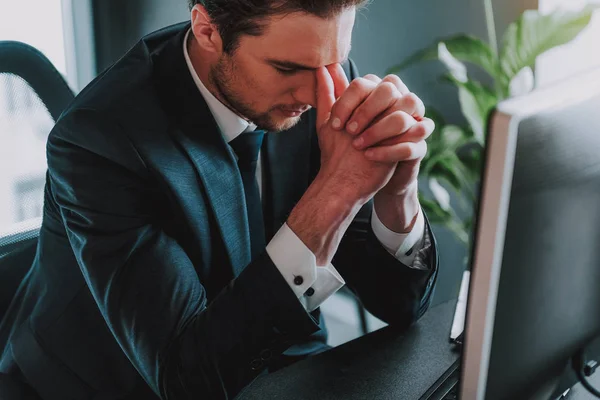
[183, 29, 257, 143]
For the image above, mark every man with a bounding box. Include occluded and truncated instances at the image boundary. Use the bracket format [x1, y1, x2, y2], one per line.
[0, 0, 438, 399]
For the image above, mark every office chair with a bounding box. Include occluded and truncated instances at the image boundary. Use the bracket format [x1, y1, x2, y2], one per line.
[0, 41, 74, 320]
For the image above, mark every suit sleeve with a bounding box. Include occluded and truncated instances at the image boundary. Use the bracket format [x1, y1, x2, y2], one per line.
[47, 110, 320, 400]
[326, 60, 440, 329]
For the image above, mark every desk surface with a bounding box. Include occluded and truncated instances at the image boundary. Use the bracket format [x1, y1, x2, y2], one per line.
[239, 300, 461, 400]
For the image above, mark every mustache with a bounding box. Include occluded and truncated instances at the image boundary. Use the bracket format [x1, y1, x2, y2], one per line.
[277, 105, 312, 112]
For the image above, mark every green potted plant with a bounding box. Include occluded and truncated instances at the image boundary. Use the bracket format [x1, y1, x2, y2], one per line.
[388, 3, 599, 253]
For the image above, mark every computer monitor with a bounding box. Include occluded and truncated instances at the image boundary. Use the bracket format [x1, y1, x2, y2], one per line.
[459, 67, 600, 400]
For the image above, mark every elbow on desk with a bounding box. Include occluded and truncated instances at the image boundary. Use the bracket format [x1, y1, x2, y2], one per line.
[360, 276, 437, 331]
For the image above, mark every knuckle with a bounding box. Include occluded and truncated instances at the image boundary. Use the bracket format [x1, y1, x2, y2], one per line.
[391, 110, 410, 128]
[423, 125, 434, 140]
[364, 74, 380, 82]
[384, 74, 408, 92]
[378, 81, 398, 98]
[413, 123, 428, 138]
[403, 92, 420, 109]
[331, 101, 352, 119]
[414, 142, 428, 161]
[350, 77, 369, 91]
[428, 118, 436, 132]
[352, 110, 368, 126]
[406, 143, 418, 159]
[383, 74, 403, 85]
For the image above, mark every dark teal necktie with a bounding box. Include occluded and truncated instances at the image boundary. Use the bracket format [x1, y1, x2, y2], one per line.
[230, 130, 266, 260]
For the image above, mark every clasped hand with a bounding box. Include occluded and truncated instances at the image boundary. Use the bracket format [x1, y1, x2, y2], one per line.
[315, 64, 434, 204]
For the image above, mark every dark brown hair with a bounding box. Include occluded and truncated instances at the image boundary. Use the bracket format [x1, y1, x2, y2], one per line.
[188, 0, 367, 53]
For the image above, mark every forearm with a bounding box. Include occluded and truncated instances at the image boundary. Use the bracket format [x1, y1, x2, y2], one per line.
[287, 175, 365, 266]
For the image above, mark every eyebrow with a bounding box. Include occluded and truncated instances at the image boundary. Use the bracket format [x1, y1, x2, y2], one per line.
[269, 60, 320, 71]
[267, 46, 352, 71]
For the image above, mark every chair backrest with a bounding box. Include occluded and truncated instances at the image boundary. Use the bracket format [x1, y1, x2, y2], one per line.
[0, 41, 75, 318]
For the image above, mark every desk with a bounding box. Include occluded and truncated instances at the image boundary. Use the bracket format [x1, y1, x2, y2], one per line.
[239, 300, 460, 400]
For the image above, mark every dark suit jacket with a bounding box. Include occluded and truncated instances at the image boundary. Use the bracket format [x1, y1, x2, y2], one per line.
[0, 22, 438, 400]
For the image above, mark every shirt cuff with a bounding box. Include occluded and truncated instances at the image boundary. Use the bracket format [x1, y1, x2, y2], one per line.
[371, 205, 427, 268]
[266, 223, 346, 312]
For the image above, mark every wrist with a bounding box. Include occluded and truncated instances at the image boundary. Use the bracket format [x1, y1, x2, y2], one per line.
[374, 181, 420, 234]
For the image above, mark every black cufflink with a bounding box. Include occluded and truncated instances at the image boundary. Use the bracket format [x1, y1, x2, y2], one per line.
[305, 287, 315, 297]
[405, 248, 414, 256]
[294, 276, 304, 285]
[260, 349, 272, 361]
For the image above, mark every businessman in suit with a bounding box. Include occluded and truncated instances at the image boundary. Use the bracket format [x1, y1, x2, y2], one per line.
[0, 0, 439, 399]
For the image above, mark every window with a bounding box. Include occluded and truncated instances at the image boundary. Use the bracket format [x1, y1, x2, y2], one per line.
[536, 0, 600, 87]
[0, 0, 68, 236]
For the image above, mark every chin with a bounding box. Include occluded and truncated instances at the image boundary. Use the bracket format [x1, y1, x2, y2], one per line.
[265, 115, 302, 133]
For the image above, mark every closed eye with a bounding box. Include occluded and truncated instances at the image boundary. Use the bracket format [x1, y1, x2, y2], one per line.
[275, 66, 298, 76]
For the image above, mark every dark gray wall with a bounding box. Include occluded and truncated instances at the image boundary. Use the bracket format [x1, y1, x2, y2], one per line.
[92, 0, 188, 72]
[90, 0, 537, 306]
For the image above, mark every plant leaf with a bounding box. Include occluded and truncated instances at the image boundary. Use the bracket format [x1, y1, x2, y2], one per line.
[387, 45, 439, 74]
[429, 157, 463, 192]
[421, 193, 470, 243]
[442, 75, 498, 144]
[387, 34, 499, 80]
[508, 66, 535, 97]
[429, 178, 451, 210]
[440, 125, 469, 150]
[421, 106, 448, 170]
[499, 5, 600, 93]
[419, 195, 453, 225]
[457, 141, 484, 181]
[438, 42, 468, 82]
[424, 107, 446, 128]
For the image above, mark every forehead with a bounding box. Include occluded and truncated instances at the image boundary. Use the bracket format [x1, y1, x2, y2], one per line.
[240, 8, 356, 67]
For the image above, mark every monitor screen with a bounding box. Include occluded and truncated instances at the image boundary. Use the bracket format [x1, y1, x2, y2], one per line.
[460, 67, 600, 400]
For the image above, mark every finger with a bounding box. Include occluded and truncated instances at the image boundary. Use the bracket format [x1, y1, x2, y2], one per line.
[352, 110, 417, 149]
[381, 74, 410, 95]
[380, 75, 425, 120]
[363, 74, 382, 84]
[406, 118, 435, 141]
[334, 74, 382, 132]
[365, 140, 428, 163]
[329, 77, 377, 130]
[345, 81, 403, 136]
[394, 92, 426, 119]
[370, 118, 435, 147]
[327, 63, 350, 99]
[315, 66, 336, 129]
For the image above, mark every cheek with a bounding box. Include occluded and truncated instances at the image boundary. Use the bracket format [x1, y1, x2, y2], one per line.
[253, 73, 295, 105]
[235, 60, 295, 107]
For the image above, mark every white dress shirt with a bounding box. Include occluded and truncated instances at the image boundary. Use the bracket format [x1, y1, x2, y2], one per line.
[183, 30, 425, 312]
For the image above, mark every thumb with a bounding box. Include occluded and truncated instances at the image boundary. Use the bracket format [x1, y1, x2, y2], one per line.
[315, 66, 336, 129]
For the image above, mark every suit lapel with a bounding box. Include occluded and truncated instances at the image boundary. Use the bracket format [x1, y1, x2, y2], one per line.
[154, 25, 251, 276]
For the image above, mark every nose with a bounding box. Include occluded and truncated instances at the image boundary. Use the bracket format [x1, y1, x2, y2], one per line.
[292, 71, 318, 108]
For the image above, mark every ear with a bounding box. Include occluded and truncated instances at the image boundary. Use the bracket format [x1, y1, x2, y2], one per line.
[190, 4, 223, 53]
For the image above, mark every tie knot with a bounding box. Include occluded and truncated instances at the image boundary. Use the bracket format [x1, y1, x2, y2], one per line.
[230, 130, 265, 165]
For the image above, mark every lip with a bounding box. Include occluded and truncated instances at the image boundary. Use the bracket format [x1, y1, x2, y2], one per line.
[279, 110, 304, 117]
[279, 106, 310, 117]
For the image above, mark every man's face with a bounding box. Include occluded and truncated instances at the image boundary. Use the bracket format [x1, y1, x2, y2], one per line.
[209, 8, 355, 132]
